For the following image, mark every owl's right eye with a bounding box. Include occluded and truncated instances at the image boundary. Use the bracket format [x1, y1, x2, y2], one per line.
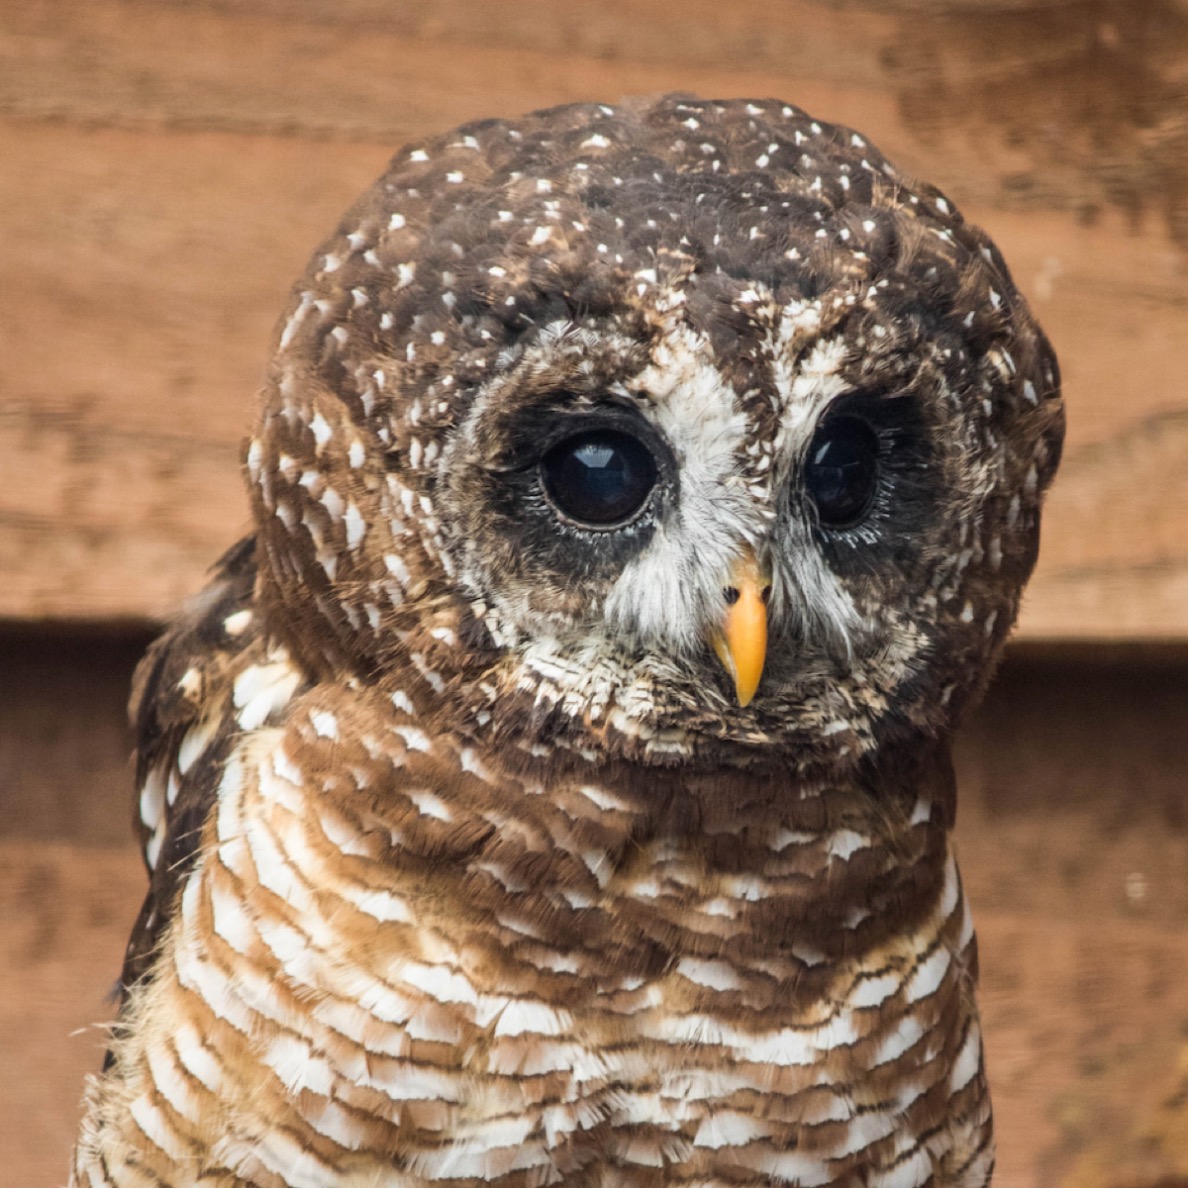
[539, 428, 658, 529]
[805, 415, 881, 528]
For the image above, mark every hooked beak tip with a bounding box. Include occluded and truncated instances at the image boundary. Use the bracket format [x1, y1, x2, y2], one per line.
[710, 547, 771, 707]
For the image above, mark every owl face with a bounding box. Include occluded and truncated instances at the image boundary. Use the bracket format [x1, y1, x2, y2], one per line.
[251, 96, 1063, 770]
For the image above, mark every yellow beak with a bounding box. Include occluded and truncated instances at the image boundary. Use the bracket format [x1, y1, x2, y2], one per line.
[710, 548, 771, 708]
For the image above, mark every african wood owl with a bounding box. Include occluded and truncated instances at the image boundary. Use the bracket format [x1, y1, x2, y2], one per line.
[71, 95, 1064, 1187]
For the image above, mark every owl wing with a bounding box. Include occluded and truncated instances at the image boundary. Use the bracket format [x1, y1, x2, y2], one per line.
[116, 536, 310, 1002]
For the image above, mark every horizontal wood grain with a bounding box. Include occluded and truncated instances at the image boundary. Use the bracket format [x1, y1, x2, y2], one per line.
[1, 0, 1185, 636]
[0, 0, 893, 144]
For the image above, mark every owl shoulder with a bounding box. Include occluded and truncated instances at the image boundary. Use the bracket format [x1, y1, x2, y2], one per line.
[117, 536, 310, 998]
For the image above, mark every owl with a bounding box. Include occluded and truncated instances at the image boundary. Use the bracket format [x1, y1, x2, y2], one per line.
[71, 95, 1063, 1187]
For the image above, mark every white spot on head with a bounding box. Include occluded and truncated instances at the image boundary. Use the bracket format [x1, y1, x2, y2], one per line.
[308, 412, 332, 450]
[279, 292, 313, 351]
[393, 723, 432, 752]
[310, 711, 339, 741]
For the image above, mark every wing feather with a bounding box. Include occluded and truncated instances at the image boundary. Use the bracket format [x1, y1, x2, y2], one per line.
[115, 537, 311, 1001]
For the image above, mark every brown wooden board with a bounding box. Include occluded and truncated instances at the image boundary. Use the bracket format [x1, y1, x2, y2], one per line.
[2, 0, 1186, 636]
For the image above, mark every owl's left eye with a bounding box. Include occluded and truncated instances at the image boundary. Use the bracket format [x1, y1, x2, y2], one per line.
[539, 428, 658, 528]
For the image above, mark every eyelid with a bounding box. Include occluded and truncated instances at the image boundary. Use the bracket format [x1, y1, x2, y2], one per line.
[818, 386, 914, 419]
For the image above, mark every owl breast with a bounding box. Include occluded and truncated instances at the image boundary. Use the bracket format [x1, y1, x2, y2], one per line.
[108, 682, 987, 1188]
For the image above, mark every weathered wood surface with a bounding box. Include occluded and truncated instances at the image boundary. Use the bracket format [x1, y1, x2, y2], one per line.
[2, 0, 1187, 636]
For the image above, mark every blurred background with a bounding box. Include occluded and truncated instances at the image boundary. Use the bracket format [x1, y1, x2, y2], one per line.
[1, 1, 1186, 1184]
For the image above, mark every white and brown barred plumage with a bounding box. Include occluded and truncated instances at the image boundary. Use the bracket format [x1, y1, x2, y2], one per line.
[71, 95, 1064, 1187]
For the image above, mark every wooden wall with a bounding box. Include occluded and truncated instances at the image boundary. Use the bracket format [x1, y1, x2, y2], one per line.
[3, 0, 1188, 634]
[1, 2, 1186, 1185]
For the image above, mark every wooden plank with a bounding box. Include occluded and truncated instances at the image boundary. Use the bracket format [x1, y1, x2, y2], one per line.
[0, 0, 892, 141]
[983, 212, 1188, 640]
[0, 629, 150, 845]
[0, 122, 379, 619]
[0, 841, 145, 1188]
[1, 0, 1185, 636]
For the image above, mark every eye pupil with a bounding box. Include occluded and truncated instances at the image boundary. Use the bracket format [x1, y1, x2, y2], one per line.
[805, 416, 880, 527]
[540, 428, 658, 528]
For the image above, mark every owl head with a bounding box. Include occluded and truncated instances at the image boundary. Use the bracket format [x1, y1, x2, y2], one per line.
[248, 95, 1064, 774]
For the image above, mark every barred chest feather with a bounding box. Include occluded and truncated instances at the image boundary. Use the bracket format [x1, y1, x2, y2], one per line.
[75, 680, 991, 1188]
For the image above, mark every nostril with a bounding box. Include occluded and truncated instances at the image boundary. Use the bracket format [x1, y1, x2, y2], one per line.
[760, 586, 772, 605]
[723, 587, 741, 606]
